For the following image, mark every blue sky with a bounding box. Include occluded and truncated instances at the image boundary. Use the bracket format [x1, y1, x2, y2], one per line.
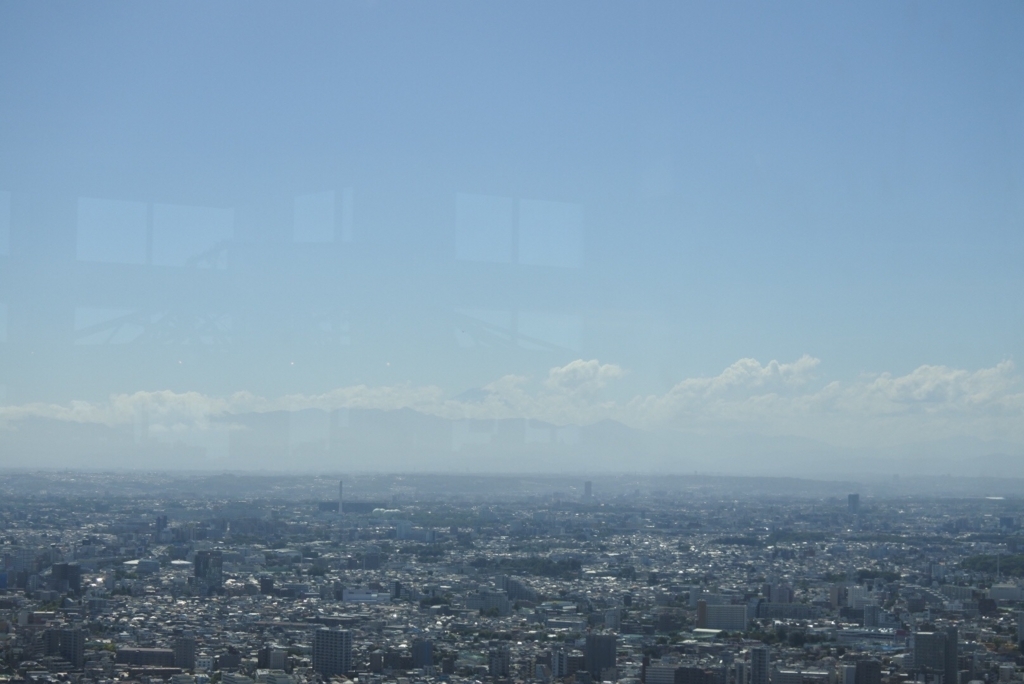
[0, 2, 1022, 468]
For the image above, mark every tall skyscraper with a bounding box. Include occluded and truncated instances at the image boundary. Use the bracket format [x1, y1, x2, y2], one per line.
[750, 646, 770, 684]
[584, 481, 593, 500]
[848, 494, 860, 513]
[338, 480, 344, 516]
[312, 629, 352, 677]
[584, 633, 617, 677]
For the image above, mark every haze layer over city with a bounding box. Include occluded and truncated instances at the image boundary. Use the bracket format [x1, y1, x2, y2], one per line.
[2, 6, 1024, 684]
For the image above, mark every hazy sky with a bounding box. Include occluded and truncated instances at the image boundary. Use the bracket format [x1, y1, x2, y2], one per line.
[0, 2, 1022, 467]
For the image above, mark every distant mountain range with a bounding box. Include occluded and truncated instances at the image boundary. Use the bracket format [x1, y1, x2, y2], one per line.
[1, 405, 1022, 484]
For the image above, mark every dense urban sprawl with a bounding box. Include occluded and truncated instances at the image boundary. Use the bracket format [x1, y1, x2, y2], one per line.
[2, 473, 1024, 684]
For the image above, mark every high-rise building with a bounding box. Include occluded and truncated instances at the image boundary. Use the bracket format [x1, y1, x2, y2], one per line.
[174, 634, 197, 670]
[705, 604, 748, 631]
[362, 549, 382, 570]
[847, 586, 869, 608]
[848, 494, 860, 513]
[61, 628, 85, 669]
[50, 563, 82, 594]
[466, 590, 511, 616]
[553, 649, 569, 678]
[44, 627, 85, 669]
[194, 551, 223, 594]
[913, 632, 946, 670]
[913, 629, 958, 684]
[258, 645, 288, 671]
[750, 646, 770, 684]
[855, 661, 882, 684]
[584, 633, 617, 677]
[830, 585, 848, 609]
[769, 583, 793, 604]
[312, 629, 352, 677]
[735, 661, 748, 684]
[44, 628, 62, 657]
[645, 665, 678, 684]
[584, 481, 593, 500]
[412, 639, 433, 669]
[489, 644, 510, 678]
[500, 575, 538, 603]
[944, 627, 959, 684]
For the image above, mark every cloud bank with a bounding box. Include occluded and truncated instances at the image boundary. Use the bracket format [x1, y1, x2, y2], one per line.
[1, 356, 1022, 451]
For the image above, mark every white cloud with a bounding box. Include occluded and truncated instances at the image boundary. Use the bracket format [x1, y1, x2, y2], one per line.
[1, 357, 1021, 449]
[544, 359, 625, 394]
[857, 360, 1019, 407]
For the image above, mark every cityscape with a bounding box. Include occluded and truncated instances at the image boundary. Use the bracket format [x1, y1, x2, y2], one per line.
[2, 472, 1024, 684]
[2, 6, 1022, 684]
